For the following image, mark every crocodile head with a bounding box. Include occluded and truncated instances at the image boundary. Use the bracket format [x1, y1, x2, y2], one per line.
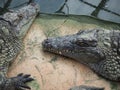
[2, 3, 40, 37]
[42, 29, 106, 64]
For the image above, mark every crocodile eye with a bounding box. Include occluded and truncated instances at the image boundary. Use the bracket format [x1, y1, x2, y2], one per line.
[74, 39, 97, 47]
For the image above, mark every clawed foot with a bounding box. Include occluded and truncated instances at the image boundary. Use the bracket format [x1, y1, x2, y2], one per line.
[12, 73, 34, 90]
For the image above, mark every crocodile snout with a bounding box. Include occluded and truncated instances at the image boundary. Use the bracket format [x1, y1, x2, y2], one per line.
[42, 39, 53, 49]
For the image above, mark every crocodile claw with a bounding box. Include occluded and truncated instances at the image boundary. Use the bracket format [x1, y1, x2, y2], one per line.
[12, 73, 34, 90]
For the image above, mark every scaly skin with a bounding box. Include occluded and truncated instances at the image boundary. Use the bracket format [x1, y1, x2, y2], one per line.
[42, 29, 120, 90]
[0, 3, 39, 90]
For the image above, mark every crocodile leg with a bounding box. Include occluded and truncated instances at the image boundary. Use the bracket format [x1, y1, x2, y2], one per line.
[0, 62, 34, 90]
[0, 73, 33, 90]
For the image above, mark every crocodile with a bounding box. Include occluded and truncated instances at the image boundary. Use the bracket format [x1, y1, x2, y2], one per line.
[42, 29, 120, 90]
[0, 3, 39, 90]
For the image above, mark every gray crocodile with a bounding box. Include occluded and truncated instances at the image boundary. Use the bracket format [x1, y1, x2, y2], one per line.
[42, 29, 120, 90]
[0, 3, 39, 90]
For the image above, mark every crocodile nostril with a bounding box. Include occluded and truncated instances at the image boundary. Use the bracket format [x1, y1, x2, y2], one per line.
[44, 39, 51, 45]
[42, 39, 53, 48]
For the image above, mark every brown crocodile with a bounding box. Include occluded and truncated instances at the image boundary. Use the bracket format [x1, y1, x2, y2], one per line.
[42, 29, 120, 90]
[0, 3, 39, 90]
